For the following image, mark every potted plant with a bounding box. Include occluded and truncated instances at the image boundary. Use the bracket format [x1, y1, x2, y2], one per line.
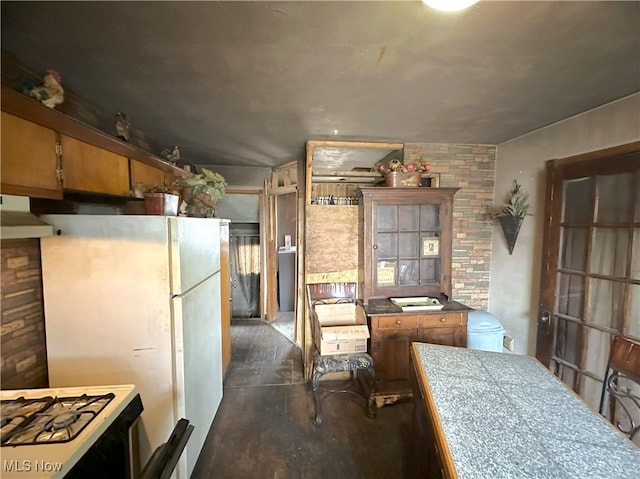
[494, 180, 530, 254]
[180, 168, 227, 217]
[375, 158, 432, 187]
[142, 180, 182, 216]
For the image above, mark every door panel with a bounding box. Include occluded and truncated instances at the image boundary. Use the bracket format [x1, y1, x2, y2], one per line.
[168, 217, 220, 295]
[172, 273, 222, 478]
[536, 142, 640, 407]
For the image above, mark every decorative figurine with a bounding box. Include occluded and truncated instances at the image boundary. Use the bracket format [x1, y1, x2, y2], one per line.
[27, 69, 64, 109]
[166, 146, 181, 164]
[115, 112, 131, 142]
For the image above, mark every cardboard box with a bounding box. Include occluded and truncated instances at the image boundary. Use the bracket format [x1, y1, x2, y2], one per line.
[313, 303, 370, 355]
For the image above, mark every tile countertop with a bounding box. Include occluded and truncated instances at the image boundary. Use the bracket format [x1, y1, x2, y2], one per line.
[411, 343, 640, 479]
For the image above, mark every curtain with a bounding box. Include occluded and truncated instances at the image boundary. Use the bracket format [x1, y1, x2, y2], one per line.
[230, 235, 260, 318]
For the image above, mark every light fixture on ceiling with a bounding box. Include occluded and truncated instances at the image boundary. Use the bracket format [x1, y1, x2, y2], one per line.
[421, 0, 479, 12]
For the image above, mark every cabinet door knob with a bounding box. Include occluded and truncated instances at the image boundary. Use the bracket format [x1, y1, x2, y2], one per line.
[372, 244, 378, 249]
[440, 317, 446, 322]
[396, 320, 401, 325]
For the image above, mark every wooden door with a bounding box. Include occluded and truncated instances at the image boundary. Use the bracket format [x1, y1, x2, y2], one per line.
[536, 141, 640, 410]
[61, 135, 130, 196]
[1, 112, 62, 199]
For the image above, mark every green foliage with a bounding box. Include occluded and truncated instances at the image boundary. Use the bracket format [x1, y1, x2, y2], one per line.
[502, 180, 529, 218]
[181, 168, 227, 203]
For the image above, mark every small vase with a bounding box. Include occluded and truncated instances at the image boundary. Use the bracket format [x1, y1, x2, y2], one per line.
[385, 171, 422, 187]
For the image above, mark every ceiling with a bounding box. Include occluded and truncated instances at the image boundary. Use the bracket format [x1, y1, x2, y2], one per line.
[1, 1, 639, 170]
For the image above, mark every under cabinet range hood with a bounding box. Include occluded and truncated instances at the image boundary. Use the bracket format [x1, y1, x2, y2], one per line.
[0, 194, 53, 239]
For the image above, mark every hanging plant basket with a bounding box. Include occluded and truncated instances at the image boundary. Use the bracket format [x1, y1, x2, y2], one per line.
[498, 215, 523, 255]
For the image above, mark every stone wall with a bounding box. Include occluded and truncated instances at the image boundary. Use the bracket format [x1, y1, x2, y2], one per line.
[404, 143, 496, 309]
[1, 239, 48, 389]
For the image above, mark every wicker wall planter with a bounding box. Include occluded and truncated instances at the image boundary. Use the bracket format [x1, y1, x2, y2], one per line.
[498, 215, 523, 255]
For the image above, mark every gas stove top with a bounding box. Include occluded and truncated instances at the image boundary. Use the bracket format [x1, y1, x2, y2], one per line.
[0, 385, 140, 479]
[1, 393, 115, 446]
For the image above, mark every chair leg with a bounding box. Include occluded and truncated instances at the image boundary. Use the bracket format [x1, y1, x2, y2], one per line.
[311, 371, 324, 425]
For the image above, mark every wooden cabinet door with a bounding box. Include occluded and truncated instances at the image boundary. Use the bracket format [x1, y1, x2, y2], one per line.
[371, 329, 415, 383]
[358, 187, 458, 303]
[370, 315, 418, 383]
[421, 326, 465, 347]
[61, 135, 130, 196]
[130, 159, 167, 195]
[1, 112, 62, 199]
[418, 312, 467, 347]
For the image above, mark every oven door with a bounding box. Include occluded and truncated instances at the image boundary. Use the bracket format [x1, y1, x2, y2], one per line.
[65, 394, 143, 479]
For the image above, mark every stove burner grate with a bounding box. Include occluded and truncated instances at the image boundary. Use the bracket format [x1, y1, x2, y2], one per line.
[1, 393, 115, 446]
[0, 396, 54, 445]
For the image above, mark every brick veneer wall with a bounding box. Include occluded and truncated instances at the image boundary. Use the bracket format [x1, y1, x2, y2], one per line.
[1, 239, 48, 389]
[404, 143, 496, 309]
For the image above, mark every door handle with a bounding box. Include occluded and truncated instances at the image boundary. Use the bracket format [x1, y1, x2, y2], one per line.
[538, 309, 551, 334]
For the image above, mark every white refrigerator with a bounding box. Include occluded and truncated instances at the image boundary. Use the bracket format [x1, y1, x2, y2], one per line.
[40, 215, 224, 479]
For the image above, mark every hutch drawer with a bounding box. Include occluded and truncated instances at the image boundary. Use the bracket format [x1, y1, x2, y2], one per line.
[376, 315, 419, 330]
[418, 312, 465, 328]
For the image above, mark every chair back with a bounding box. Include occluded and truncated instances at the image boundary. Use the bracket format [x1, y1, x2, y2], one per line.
[307, 283, 357, 305]
[599, 336, 640, 443]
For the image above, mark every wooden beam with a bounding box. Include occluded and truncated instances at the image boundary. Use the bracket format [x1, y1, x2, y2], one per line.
[307, 139, 404, 150]
[273, 160, 298, 172]
[226, 188, 263, 195]
[267, 185, 297, 196]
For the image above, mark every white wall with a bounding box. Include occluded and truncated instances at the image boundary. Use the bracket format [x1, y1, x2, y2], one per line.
[489, 93, 640, 355]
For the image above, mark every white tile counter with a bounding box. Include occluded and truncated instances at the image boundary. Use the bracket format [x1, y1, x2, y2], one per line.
[411, 342, 640, 478]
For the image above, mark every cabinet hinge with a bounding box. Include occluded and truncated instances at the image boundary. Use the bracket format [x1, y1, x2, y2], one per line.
[55, 141, 64, 185]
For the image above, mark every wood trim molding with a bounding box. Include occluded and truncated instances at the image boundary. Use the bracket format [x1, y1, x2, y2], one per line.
[307, 139, 404, 150]
[410, 344, 459, 479]
[225, 188, 263, 195]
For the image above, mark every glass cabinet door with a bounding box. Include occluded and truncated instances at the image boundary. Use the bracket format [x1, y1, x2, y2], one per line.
[375, 203, 441, 290]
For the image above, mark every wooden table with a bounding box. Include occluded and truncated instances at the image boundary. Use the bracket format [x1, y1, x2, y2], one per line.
[411, 342, 640, 478]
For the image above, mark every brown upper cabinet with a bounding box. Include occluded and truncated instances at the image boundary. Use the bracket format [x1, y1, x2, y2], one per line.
[130, 160, 167, 194]
[1, 112, 62, 199]
[61, 135, 130, 196]
[357, 187, 459, 303]
[1, 86, 187, 199]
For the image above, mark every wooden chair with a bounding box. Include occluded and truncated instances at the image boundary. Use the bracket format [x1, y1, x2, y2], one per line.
[307, 282, 375, 424]
[598, 336, 640, 443]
